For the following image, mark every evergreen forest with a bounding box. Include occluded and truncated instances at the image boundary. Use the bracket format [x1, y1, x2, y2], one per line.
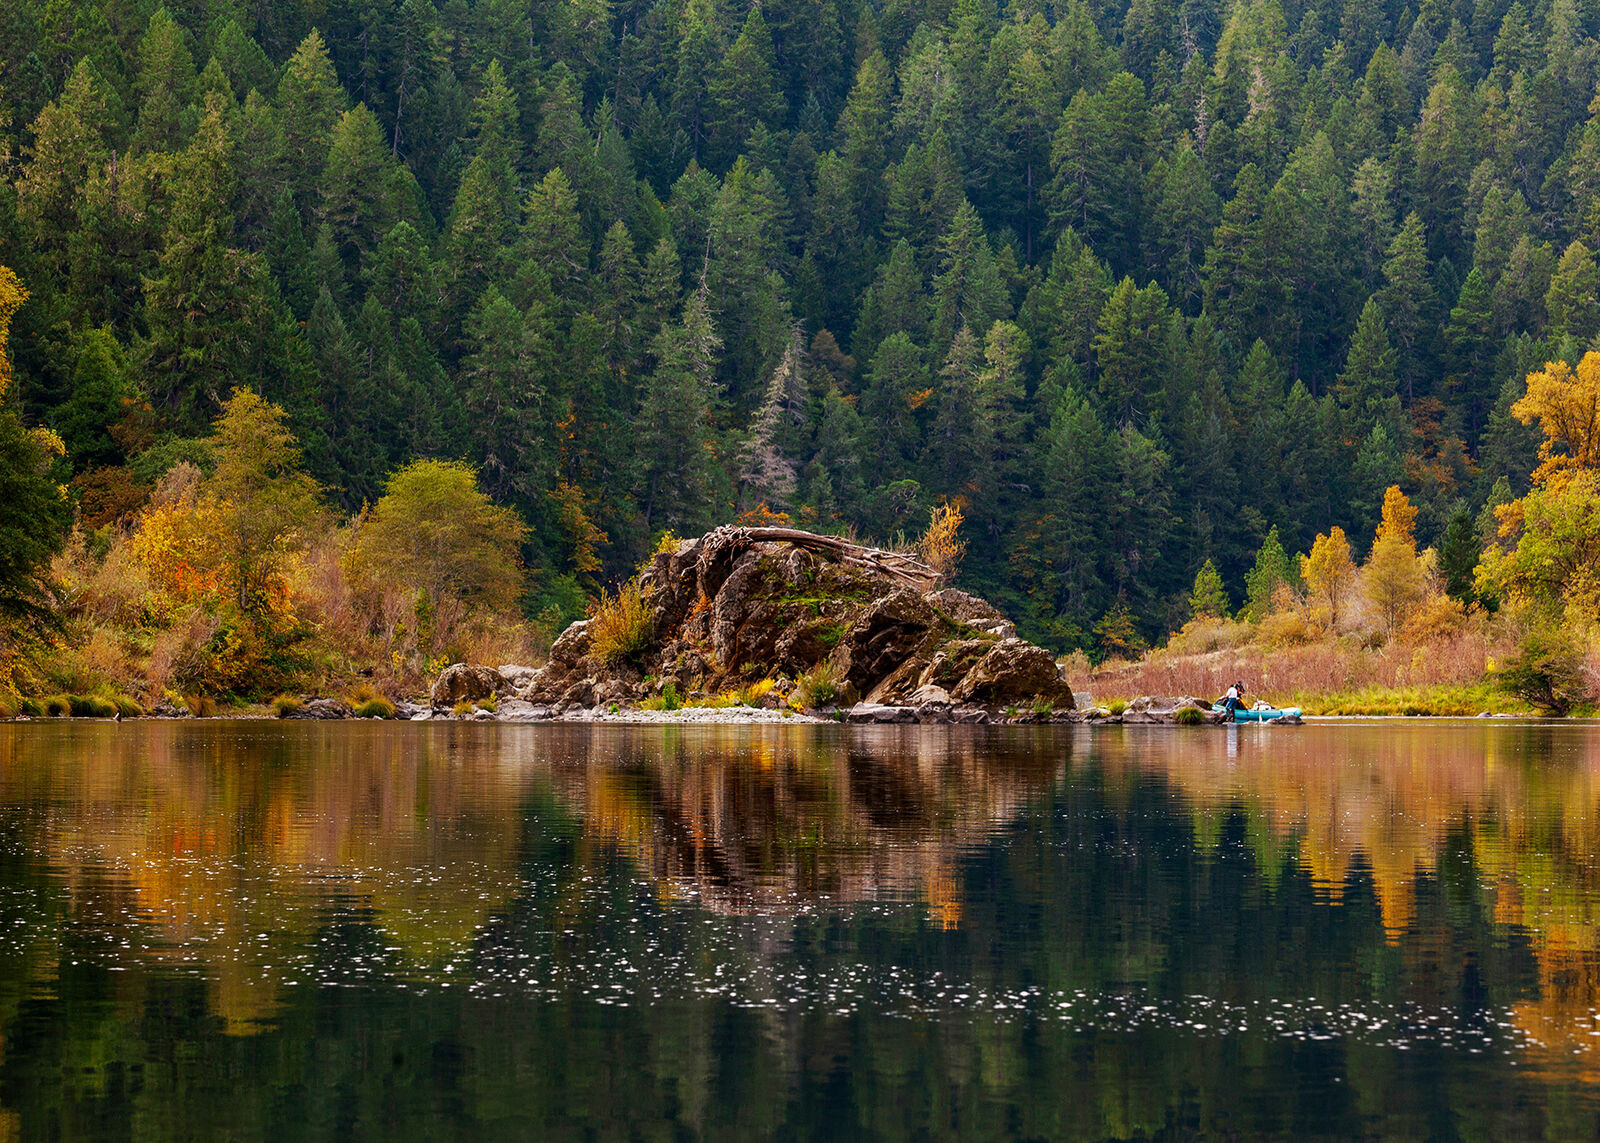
[2, 0, 1599, 660]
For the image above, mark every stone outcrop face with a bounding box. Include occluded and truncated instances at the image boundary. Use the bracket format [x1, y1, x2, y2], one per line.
[505, 526, 1076, 716]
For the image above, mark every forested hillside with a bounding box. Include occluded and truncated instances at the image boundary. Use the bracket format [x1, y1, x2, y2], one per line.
[1, 0, 1597, 654]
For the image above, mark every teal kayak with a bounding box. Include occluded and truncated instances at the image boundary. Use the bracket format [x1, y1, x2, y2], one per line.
[1212, 704, 1302, 721]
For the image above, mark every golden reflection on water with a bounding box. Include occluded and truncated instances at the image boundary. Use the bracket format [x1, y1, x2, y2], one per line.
[1094, 719, 1600, 1070]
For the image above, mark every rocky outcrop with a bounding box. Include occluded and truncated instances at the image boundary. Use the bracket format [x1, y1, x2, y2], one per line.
[497, 525, 1078, 719]
[429, 663, 505, 709]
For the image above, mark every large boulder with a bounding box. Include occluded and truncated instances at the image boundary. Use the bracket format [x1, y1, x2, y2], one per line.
[430, 663, 505, 709]
[949, 639, 1075, 708]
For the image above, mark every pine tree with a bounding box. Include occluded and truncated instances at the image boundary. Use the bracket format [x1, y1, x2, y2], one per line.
[520, 167, 587, 301]
[1091, 277, 1174, 425]
[1375, 212, 1437, 399]
[861, 332, 931, 475]
[459, 287, 555, 508]
[1439, 502, 1480, 602]
[1545, 240, 1600, 343]
[278, 29, 348, 210]
[1188, 558, 1230, 618]
[15, 60, 112, 261]
[132, 8, 196, 153]
[708, 8, 783, 167]
[1336, 297, 1402, 439]
[320, 104, 400, 270]
[737, 325, 806, 511]
[1241, 525, 1293, 621]
[636, 285, 722, 534]
[930, 200, 1008, 352]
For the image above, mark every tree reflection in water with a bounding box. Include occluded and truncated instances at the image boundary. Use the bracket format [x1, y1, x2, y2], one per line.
[0, 720, 1594, 1139]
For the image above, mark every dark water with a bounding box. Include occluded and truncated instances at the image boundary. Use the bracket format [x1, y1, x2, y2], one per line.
[0, 721, 1597, 1140]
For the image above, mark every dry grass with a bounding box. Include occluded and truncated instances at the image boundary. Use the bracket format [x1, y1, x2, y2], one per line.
[588, 580, 653, 665]
[1072, 610, 1520, 713]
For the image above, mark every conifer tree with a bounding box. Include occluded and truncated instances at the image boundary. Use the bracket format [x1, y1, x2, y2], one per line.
[1242, 525, 1293, 621]
[1188, 559, 1230, 618]
[132, 8, 196, 153]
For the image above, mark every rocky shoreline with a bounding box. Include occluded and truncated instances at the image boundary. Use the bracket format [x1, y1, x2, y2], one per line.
[270, 690, 1298, 726]
[289, 525, 1304, 727]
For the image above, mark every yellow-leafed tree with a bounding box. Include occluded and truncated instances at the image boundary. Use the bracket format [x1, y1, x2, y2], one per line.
[1363, 486, 1427, 638]
[1301, 526, 1355, 631]
[1512, 353, 1600, 486]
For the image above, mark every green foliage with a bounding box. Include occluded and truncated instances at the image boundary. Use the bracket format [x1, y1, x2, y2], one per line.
[1242, 527, 1294, 623]
[1496, 626, 1587, 716]
[1174, 706, 1206, 725]
[273, 694, 302, 717]
[791, 661, 841, 708]
[1188, 560, 1230, 619]
[352, 459, 527, 614]
[0, 411, 71, 625]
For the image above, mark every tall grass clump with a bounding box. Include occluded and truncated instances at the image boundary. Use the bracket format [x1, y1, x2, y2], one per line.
[588, 580, 653, 665]
[791, 661, 841, 708]
[734, 678, 776, 707]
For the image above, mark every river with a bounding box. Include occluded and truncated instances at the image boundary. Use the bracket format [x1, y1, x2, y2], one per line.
[0, 719, 1594, 1139]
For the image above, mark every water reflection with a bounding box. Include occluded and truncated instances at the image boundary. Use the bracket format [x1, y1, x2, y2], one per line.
[0, 720, 1598, 1137]
[0, 723, 1067, 1031]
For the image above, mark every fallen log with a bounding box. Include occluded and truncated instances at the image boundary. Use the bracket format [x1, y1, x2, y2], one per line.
[695, 525, 943, 593]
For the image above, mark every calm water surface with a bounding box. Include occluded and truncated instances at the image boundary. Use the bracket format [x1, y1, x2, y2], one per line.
[0, 719, 1596, 1139]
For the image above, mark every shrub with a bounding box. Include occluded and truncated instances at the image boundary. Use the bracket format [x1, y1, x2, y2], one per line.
[1258, 605, 1318, 648]
[353, 698, 395, 718]
[1106, 699, 1127, 716]
[917, 502, 967, 578]
[184, 695, 217, 718]
[43, 696, 69, 717]
[792, 661, 841, 708]
[1399, 593, 1467, 642]
[18, 699, 42, 717]
[588, 580, 653, 665]
[452, 700, 475, 717]
[112, 695, 143, 717]
[1496, 627, 1587, 715]
[477, 696, 497, 713]
[273, 694, 302, 718]
[660, 680, 680, 711]
[1174, 706, 1206, 725]
[1031, 696, 1055, 715]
